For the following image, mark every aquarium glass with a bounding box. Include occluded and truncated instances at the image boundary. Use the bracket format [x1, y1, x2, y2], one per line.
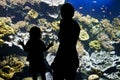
[0, 0, 120, 80]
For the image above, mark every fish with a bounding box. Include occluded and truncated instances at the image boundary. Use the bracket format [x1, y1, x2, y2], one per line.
[92, 1, 97, 3]
[92, 9, 95, 11]
[102, 10, 106, 13]
[109, 12, 112, 15]
[79, 6, 83, 9]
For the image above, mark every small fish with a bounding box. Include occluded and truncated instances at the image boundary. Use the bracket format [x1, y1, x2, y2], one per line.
[92, 1, 97, 3]
[109, 12, 112, 15]
[102, 10, 106, 13]
[100, 7, 104, 10]
[92, 9, 95, 11]
[118, 15, 120, 18]
[102, 5, 105, 7]
[79, 6, 83, 9]
[105, 7, 107, 10]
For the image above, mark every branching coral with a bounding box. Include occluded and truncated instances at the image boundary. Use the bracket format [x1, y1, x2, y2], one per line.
[73, 11, 83, 20]
[79, 16, 91, 25]
[101, 41, 114, 51]
[90, 25, 101, 35]
[100, 19, 113, 28]
[97, 33, 114, 51]
[13, 21, 29, 32]
[0, 17, 12, 24]
[112, 18, 120, 27]
[97, 32, 110, 41]
[0, 0, 41, 7]
[0, 0, 7, 8]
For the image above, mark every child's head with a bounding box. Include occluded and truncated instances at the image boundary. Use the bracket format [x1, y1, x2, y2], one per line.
[29, 26, 41, 39]
[60, 3, 74, 19]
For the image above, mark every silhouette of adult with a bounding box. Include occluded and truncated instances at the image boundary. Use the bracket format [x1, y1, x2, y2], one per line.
[19, 26, 53, 80]
[51, 3, 80, 80]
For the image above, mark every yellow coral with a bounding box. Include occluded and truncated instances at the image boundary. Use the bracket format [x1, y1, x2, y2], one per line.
[12, 61, 24, 72]
[0, 39, 4, 44]
[0, 65, 15, 79]
[100, 19, 112, 28]
[88, 74, 99, 80]
[51, 21, 60, 30]
[28, 9, 38, 19]
[0, 17, 12, 24]
[0, 20, 15, 44]
[91, 18, 99, 23]
[76, 41, 86, 56]
[0, 21, 5, 27]
[0, 25, 14, 35]
[79, 29, 89, 41]
[79, 16, 91, 25]
[0, 55, 25, 79]
[89, 40, 101, 50]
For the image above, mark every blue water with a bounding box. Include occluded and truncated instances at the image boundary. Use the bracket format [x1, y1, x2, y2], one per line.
[66, 0, 120, 21]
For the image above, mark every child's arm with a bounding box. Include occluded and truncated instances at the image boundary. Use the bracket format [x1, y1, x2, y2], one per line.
[45, 42, 53, 51]
[18, 40, 26, 51]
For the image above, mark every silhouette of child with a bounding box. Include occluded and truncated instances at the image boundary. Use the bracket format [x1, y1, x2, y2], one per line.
[51, 3, 80, 80]
[19, 26, 53, 80]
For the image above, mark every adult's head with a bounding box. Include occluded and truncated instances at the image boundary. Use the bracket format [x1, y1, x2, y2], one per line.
[29, 26, 41, 40]
[60, 3, 74, 19]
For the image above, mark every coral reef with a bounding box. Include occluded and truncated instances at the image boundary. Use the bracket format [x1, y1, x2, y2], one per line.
[0, 65, 15, 79]
[88, 74, 99, 80]
[0, 18, 15, 44]
[51, 21, 60, 30]
[89, 40, 101, 50]
[27, 9, 38, 19]
[0, 55, 25, 79]
[41, 0, 65, 6]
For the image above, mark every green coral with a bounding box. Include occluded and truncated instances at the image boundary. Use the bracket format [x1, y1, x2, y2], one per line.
[89, 40, 101, 50]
